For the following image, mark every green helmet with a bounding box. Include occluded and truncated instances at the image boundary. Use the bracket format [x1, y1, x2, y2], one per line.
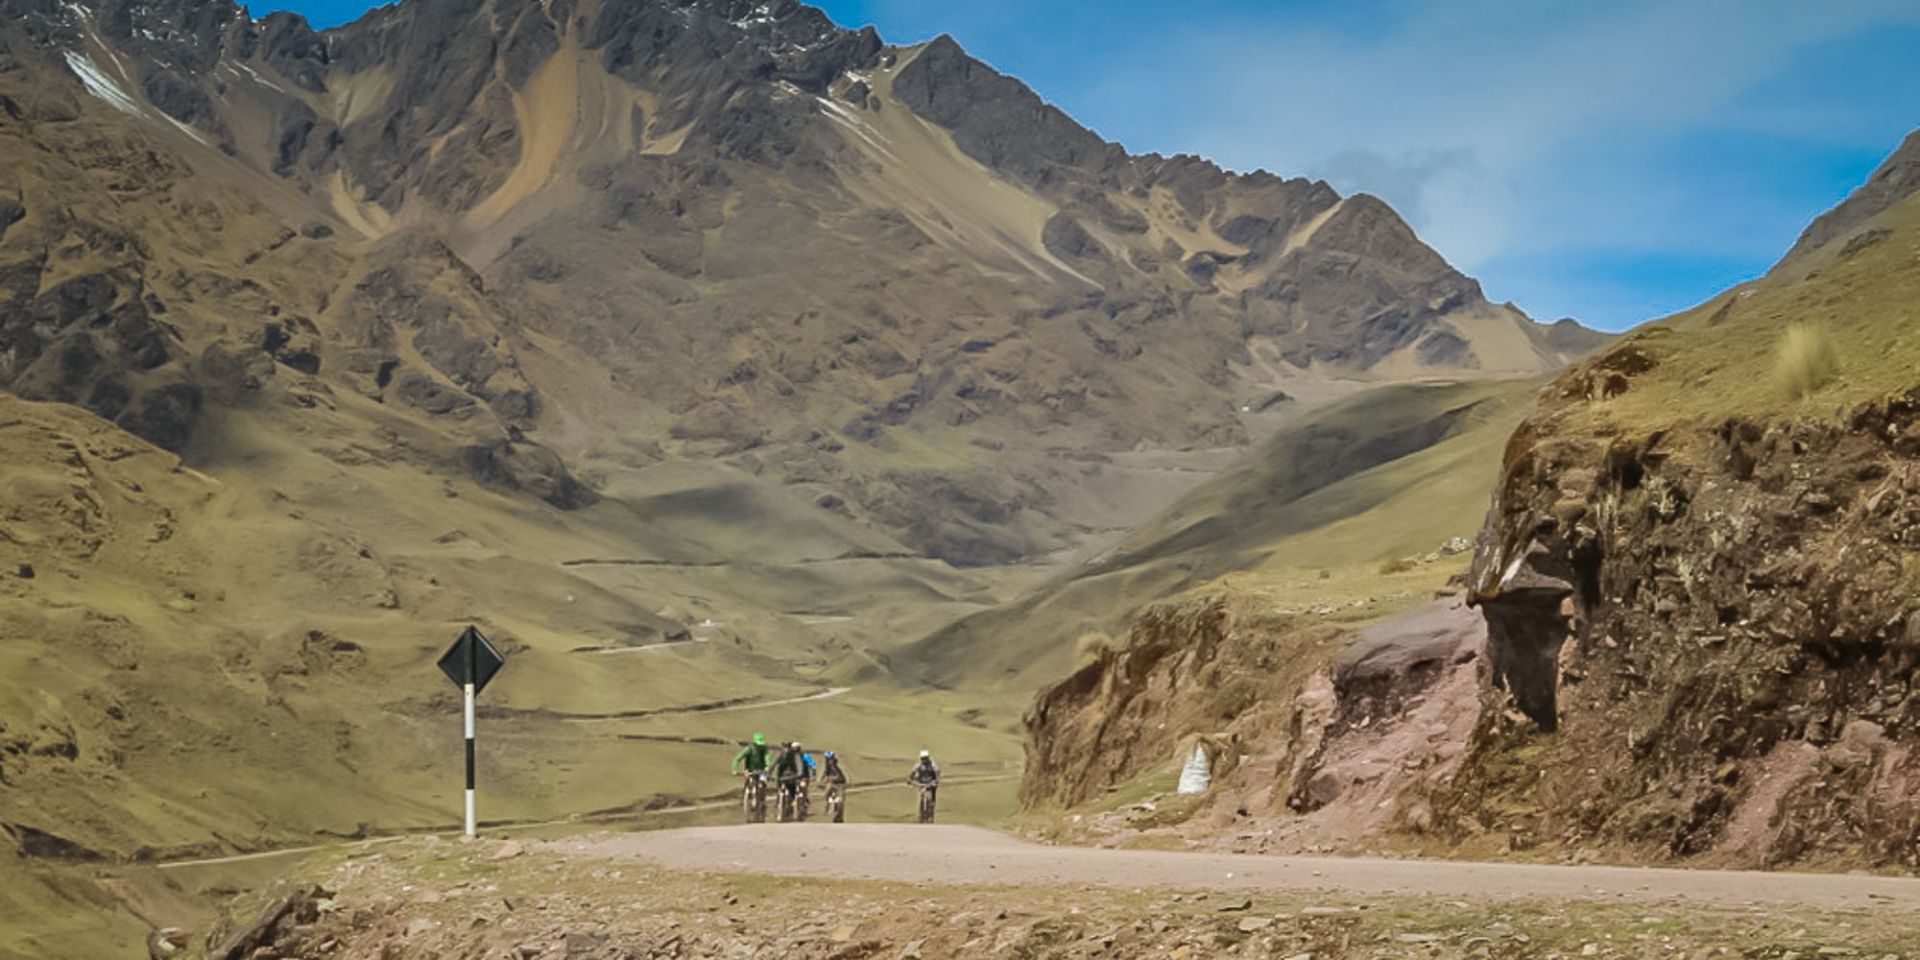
[752, 732, 766, 746]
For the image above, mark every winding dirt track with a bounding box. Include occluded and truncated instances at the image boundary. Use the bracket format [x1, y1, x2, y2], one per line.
[566, 824, 1920, 911]
[557, 686, 852, 723]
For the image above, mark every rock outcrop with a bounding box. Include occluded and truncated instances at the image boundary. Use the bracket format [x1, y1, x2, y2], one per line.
[1023, 596, 1269, 810]
[1453, 382, 1920, 864]
[1022, 592, 1485, 853]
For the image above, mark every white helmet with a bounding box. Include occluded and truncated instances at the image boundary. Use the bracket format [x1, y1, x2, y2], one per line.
[919, 749, 931, 759]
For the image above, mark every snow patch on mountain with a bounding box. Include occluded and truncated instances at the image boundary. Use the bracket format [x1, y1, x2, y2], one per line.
[63, 50, 142, 116]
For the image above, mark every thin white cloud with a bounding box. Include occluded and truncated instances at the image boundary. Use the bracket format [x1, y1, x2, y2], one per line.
[1314, 148, 1511, 265]
[1091, 0, 1920, 267]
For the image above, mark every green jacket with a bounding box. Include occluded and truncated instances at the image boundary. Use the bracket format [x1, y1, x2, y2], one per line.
[732, 741, 770, 774]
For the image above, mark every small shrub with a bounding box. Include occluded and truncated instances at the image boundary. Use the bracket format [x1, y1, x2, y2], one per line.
[1073, 632, 1114, 665]
[1775, 323, 1839, 399]
[1378, 557, 1417, 575]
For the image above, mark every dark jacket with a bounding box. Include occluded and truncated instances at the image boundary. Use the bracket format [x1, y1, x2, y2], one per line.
[774, 747, 809, 781]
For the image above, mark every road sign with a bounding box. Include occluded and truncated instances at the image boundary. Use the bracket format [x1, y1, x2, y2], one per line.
[437, 626, 505, 693]
[437, 626, 507, 837]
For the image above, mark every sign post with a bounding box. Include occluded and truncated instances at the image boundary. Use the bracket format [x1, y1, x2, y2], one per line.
[437, 626, 506, 838]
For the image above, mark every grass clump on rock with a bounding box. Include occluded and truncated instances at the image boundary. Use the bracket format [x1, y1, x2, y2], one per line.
[1073, 631, 1117, 666]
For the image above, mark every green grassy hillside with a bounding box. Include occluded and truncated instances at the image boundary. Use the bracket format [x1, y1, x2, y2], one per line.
[902, 379, 1541, 691]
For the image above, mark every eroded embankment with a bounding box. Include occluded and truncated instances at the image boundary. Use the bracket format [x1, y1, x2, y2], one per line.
[1449, 383, 1920, 866]
[1021, 591, 1484, 853]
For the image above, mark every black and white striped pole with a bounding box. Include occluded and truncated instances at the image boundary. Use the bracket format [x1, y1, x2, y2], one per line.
[437, 626, 506, 839]
[463, 672, 476, 836]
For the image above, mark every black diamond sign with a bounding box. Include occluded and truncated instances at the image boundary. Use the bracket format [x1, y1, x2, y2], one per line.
[437, 626, 506, 694]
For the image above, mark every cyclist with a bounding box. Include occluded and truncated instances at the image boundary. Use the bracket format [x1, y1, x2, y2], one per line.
[907, 749, 940, 822]
[731, 732, 773, 822]
[773, 740, 810, 820]
[797, 741, 817, 818]
[821, 751, 848, 787]
[821, 751, 849, 822]
[730, 732, 771, 777]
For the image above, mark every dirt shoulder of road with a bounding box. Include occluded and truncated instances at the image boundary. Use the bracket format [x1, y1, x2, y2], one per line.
[582, 824, 1920, 911]
[193, 830, 1920, 960]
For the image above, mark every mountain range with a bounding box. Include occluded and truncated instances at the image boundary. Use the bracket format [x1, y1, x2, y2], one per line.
[2, 0, 1601, 565]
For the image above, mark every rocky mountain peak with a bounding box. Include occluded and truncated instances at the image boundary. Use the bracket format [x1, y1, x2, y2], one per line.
[892, 32, 1126, 190]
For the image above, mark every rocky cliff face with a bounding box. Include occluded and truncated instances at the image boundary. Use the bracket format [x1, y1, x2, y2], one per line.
[1454, 362, 1920, 865]
[1022, 589, 1485, 855]
[1023, 596, 1282, 811]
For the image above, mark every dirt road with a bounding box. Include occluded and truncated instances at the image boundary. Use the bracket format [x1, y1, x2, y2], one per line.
[565, 824, 1920, 910]
[153, 776, 1013, 871]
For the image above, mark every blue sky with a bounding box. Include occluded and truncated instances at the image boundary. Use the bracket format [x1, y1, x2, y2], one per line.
[277, 0, 1920, 332]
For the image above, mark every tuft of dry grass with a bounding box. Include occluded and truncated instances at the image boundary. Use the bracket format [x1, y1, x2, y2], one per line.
[1072, 631, 1116, 666]
[1775, 323, 1841, 399]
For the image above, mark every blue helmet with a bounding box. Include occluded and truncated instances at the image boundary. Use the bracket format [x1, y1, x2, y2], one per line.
[824, 751, 837, 759]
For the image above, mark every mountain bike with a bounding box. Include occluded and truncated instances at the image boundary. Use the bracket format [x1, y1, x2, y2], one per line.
[741, 771, 768, 824]
[825, 781, 845, 823]
[777, 776, 804, 823]
[916, 783, 937, 823]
